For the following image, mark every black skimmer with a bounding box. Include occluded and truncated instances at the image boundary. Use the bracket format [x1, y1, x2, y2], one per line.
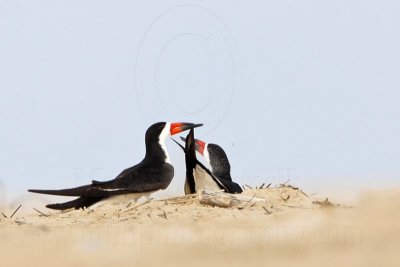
[173, 129, 242, 194]
[179, 136, 233, 182]
[28, 122, 203, 210]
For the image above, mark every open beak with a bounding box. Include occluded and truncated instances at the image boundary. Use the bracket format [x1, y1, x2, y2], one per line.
[170, 122, 203, 136]
[179, 136, 206, 155]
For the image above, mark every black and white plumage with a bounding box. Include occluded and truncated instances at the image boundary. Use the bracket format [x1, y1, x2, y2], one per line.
[179, 136, 234, 182]
[174, 129, 242, 195]
[28, 122, 203, 210]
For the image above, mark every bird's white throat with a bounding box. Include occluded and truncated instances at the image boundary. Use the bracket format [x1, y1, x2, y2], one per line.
[203, 143, 212, 172]
[159, 122, 171, 163]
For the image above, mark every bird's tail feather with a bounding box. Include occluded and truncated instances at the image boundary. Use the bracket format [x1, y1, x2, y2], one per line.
[28, 184, 94, 197]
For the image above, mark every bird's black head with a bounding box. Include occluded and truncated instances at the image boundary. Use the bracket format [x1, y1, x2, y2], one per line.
[145, 122, 167, 145]
[179, 135, 232, 180]
[206, 143, 231, 180]
[144, 122, 203, 163]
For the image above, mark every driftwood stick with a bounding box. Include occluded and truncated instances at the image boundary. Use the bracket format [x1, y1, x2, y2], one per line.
[2, 212, 7, 218]
[198, 191, 265, 209]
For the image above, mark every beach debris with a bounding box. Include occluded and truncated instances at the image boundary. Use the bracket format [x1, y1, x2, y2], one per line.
[163, 194, 197, 205]
[14, 219, 26, 225]
[257, 182, 272, 189]
[160, 209, 167, 219]
[262, 206, 272, 215]
[123, 198, 153, 213]
[313, 198, 335, 208]
[33, 208, 48, 217]
[198, 190, 265, 209]
[278, 183, 309, 198]
[258, 183, 272, 189]
[239, 194, 258, 210]
[1, 204, 23, 219]
[10, 204, 22, 219]
[280, 179, 290, 186]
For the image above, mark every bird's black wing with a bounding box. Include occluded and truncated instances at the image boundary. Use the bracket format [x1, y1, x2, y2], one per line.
[32, 164, 174, 210]
[28, 164, 174, 198]
[215, 176, 243, 193]
[193, 159, 241, 193]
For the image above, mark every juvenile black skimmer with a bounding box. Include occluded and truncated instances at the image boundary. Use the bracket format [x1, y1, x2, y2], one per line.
[28, 122, 203, 210]
[173, 129, 242, 194]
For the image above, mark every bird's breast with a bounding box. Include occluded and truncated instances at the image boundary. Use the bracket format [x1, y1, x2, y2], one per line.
[193, 165, 221, 192]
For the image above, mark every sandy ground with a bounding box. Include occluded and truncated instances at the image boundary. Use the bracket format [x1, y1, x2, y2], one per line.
[1, 184, 399, 267]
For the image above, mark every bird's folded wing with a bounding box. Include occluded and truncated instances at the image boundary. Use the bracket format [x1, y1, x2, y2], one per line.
[195, 159, 242, 194]
[194, 160, 226, 189]
[217, 177, 243, 193]
[29, 174, 170, 197]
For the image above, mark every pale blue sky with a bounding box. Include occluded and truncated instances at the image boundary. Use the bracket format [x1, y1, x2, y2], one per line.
[1, 1, 399, 203]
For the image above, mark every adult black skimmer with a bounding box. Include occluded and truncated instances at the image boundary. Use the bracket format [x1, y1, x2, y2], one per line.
[179, 136, 233, 182]
[28, 122, 203, 210]
[173, 129, 242, 194]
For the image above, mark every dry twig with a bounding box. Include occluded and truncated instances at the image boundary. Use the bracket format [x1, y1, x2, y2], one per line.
[262, 206, 272, 215]
[33, 208, 48, 217]
[10, 204, 22, 219]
